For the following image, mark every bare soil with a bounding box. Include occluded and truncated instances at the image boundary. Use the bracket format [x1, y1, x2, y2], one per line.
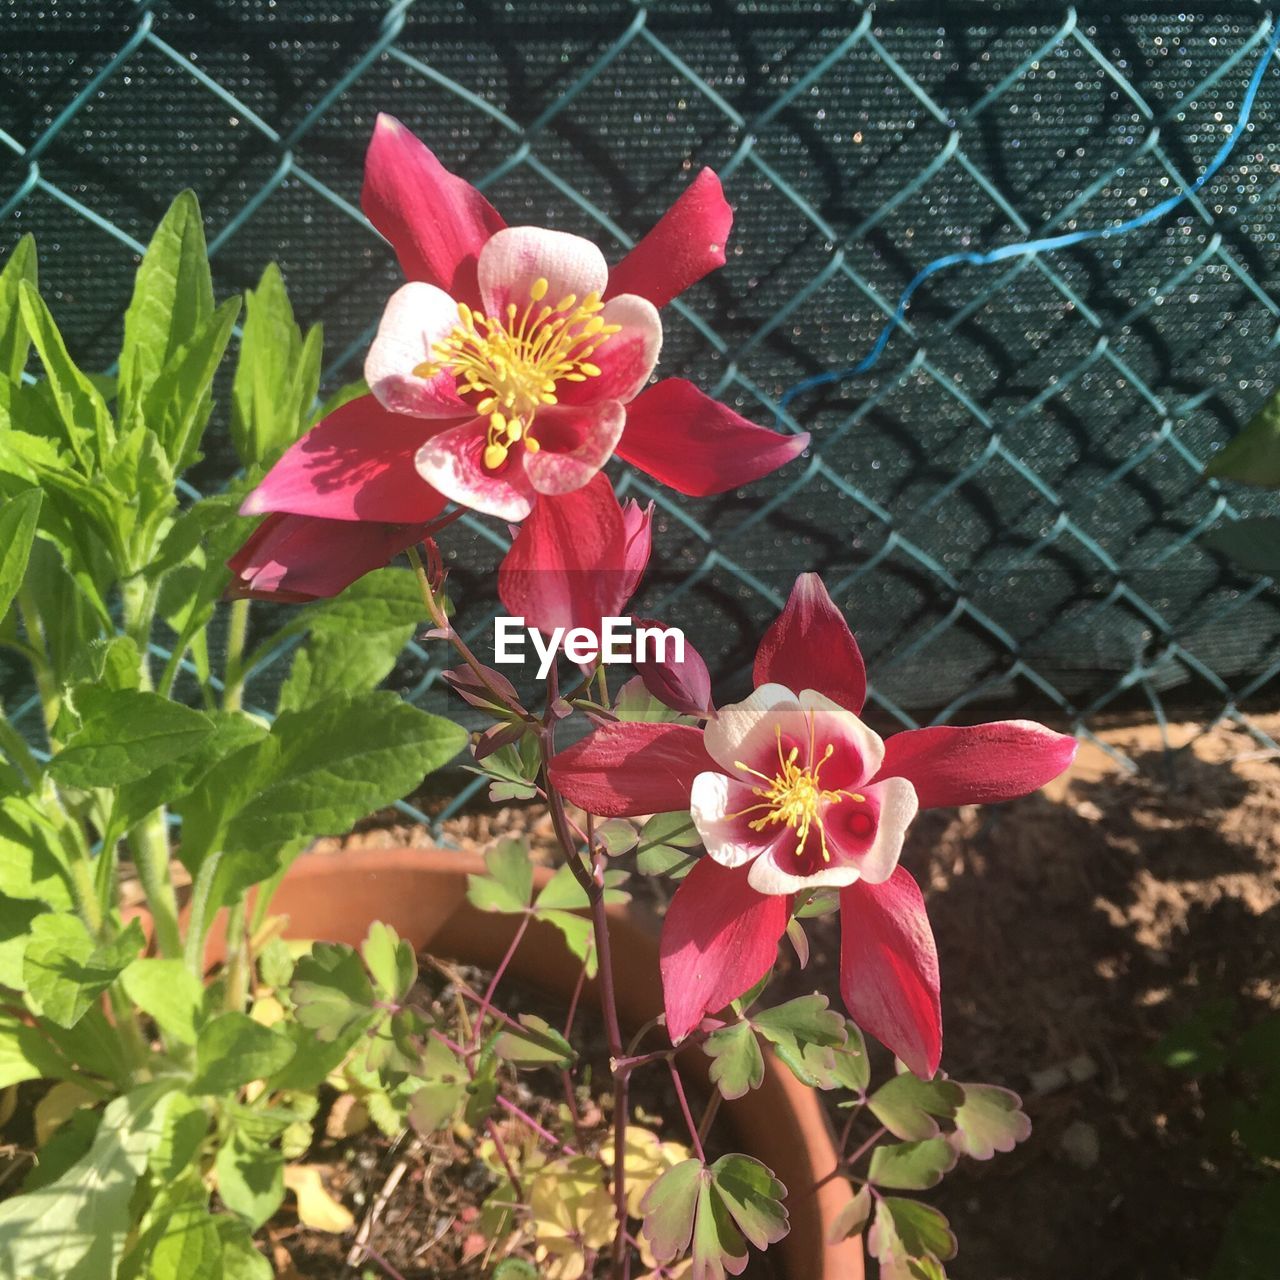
[299, 711, 1280, 1279]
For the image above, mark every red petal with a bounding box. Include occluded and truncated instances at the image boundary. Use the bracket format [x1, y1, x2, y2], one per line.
[241, 395, 448, 524]
[548, 722, 714, 817]
[753, 573, 867, 713]
[226, 513, 429, 602]
[606, 168, 733, 308]
[839, 869, 941, 1078]
[660, 858, 791, 1043]
[617, 379, 809, 496]
[874, 721, 1077, 810]
[497, 472, 641, 635]
[362, 114, 506, 301]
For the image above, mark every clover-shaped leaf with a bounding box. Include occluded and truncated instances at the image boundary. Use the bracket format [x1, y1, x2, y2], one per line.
[493, 1013, 575, 1067]
[531, 862, 629, 977]
[462, 736, 541, 802]
[867, 1138, 957, 1190]
[830, 1021, 871, 1095]
[827, 1185, 874, 1244]
[641, 1155, 787, 1279]
[753, 994, 847, 1088]
[290, 943, 376, 1043]
[868, 1072, 963, 1141]
[949, 1083, 1031, 1160]
[361, 920, 416, 1004]
[703, 1021, 764, 1101]
[868, 1196, 956, 1278]
[466, 838, 534, 914]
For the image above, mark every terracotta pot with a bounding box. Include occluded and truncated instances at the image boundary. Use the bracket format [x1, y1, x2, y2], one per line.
[235, 846, 864, 1280]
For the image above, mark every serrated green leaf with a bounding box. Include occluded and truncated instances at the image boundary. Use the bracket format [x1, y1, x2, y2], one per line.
[51, 688, 214, 789]
[467, 838, 534, 913]
[0, 234, 37, 381]
[1206, 388, 1280, 486]
[883, 1197, 957, 1261]
[493, 1013, 575, 1067]
[462, 733, 541, 802]
[24, 915, 144, 1029]
[867, 1073, 963, 1141]
[703, 1021, 765, 1100]
[215, 1132, 284, 1230]
[191, 1013, 295, 1094]
[362, 920, 417, 1003]
[867, 1138, 957, 1190]
[1202, 516, 1280, 575]
[118, 191, 213, 426]
[0, 486, 41, 620]
[120, 957, 204, 1046]
[752, 994, 847, 1088]
[290, 943, 377, 1043]
[949, 1083, 1030, 1160]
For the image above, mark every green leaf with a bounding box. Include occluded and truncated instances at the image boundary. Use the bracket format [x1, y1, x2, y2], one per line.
[0, 234, 37, 381]
[1211, 1180, 1280, 1280]
[493, 1013, 575, 1067]
[0, 895, 42, 990]
[1206, 388, 1280, 486]
[290, 943, 377, 1043]
[829, 1021, 871, 1094]
[0, 1006, 70, 1087]
[491, 1261, 539, 1280]
[149, 1092, 209, 1182]
[594, 817, 638, 856]
[639, 1157, 702, 1263]
[24, 915, 144, 1029]
[867, 1072, 963, 1141]
[467, 837, 534, 913]
[362, 920, 417, 1003]
[635, 810, 701, 878]
[408, 1040, 468, 1133]
[0, 486, 41, 620]
[703, 1021, 765, 1100]
[120, 957, 204, 1046]
[462, 734, 540, 802]
[949, 1083, 1030, 1160]
[1152, 1001, 1234, 1076]
[1202, 516, 1280, 576]
[0, 795, 72, 908]
[867, 1138, 957, 1190]
[752, 994, 847, 1088]
[148, 1195, 223, 1280]
[231, 262, 323, 467]
[216, 1218, 272, 1280]
[51, 688, 214, 789]
[191, 1012, 295, 1094]
[614, 675, 688, 723]
[868, 1196, 957, 1277]
[709, 1153, 789, 1250]
[118, 190, 213, 427]
[827, 1185, 874, 1244]
[0, 1083, 173, 1280]
[17, 282, 113, 465]
[215, 1132, 285, 1229]
[529, 861, 629, 977]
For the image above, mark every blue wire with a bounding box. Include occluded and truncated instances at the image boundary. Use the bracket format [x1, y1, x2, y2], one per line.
[779, 19, 1280, 416]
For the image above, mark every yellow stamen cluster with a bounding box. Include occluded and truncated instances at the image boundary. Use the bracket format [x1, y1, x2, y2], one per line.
[415, 276, 621, 471]
[728, 718, 866, 863]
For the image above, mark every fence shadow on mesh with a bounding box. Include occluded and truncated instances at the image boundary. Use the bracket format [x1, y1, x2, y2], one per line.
[2, 0, 1278, 824]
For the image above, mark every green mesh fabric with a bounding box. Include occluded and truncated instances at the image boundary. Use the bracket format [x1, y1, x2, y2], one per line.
[3, 1, 1278, 822]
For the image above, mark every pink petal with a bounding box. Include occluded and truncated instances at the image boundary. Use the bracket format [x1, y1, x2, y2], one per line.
[634, 615, 712, 717]
[821, 776, 918, 886]
[619, 501, 654, 599]
[689, 771, 775, 869]
[606, 168, 733, 309]
[755, 573, 868, 714]
[362, 114, 505, 302]
[874, 721, 1078, 810]
[226, 513, 429, 602]
[240, 395, 448, 523]
[555, 294, 662, 407]
[617, 379, 809, 496]
[497, 472, 641, 635]
[414, 416, 538, 522]
[523, 402, 625, 497]
[364, 282, 472, 418]
[548, 722, 715, 817]
[660, 857, 791, 1043]
[839, 869, 941, 1079]
[478, 225, 608, 318]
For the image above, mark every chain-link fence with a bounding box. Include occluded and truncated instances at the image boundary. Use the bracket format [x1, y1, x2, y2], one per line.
[3, 0, 1279, 822]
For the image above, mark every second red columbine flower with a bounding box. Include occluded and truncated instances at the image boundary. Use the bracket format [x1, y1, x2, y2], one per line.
[548, 574, 1078, 1078]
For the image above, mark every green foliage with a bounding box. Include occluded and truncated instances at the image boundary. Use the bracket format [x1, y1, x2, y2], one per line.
[1206, 388, 1280, 487]
[868, 1196, 957, 1278]
[867, 1072, 964, 1142]
[635, 810, 700, 878]
[192, 1013, 295, 1095]
[0, 486, 41, 618]
[463, 733, 541, 802]
[24, 916, 144, 1029]
[867, 1138, 958, 1190]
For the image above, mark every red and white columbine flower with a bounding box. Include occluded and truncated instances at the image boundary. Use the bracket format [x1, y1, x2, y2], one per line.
[549, 574, 1078, 1077]
[237, 116, 808, 554]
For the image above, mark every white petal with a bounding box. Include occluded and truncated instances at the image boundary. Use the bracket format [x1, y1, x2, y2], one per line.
[691, 771, 766, 869]
[853, 777, 918, 885]
[747, 845, 863, 895]
[702, 683, 802, 776]
[365, 282, 471, 418]
[799, 688, 885, 784]
[478, 226, 608, 319]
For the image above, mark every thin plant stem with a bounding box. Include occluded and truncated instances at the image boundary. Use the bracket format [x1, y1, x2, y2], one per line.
[668, 1059, 705, 1163]
[485, 1118, 526, 1203]
[471, 912, 530, 1051]
[844, 1125, 888, 1170]
[222, 597, 250, 712]
[696, 1090, 722, 1150]
[496, 1095, 579, 1157]
[351, 1241, 410, 1280]
[131, 809, 182, 961]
